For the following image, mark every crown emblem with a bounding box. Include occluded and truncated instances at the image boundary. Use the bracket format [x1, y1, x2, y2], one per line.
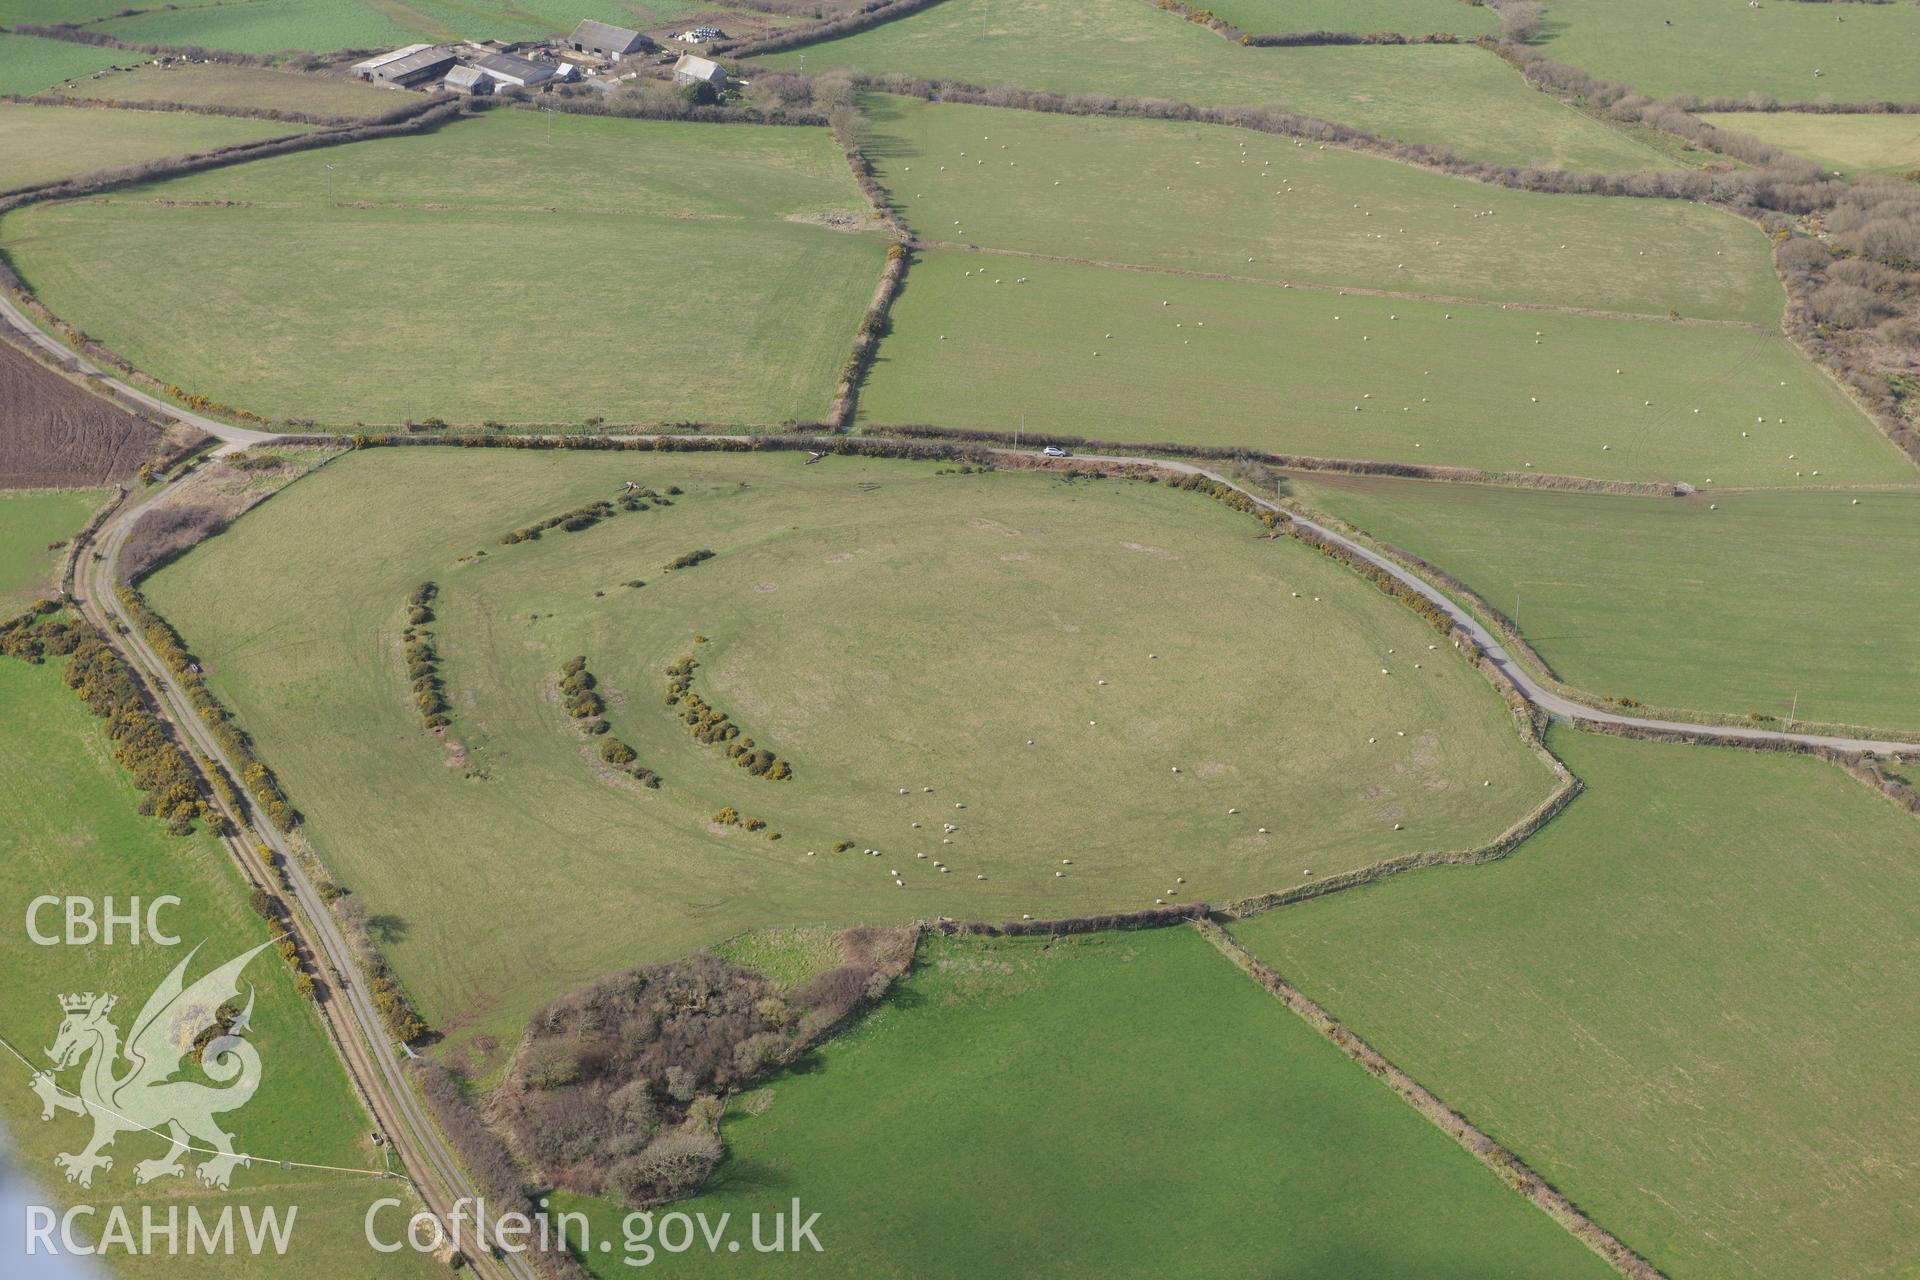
[59, 992, 114, 1016]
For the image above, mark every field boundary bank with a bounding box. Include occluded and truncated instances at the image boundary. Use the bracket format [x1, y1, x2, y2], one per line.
[1216, 722, 1580, 919]
[720, 0, 950, 59]
[840, 72, 1808, 201]
[1263, 478, 1920, 745]
[1145, 0, 1483, 47]
[1, 89, 369, 128]
[1193, 919, 1666, 1279]
[1681, 101, 1920, 116]
[828, 98, 913, 428]
[876, 423, 1677, 494]
[908, 240, 1771, 329]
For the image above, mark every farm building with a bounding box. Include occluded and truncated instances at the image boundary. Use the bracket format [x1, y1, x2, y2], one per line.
[472, 51, 557, 87]
[567, 19, 652, 61]
[352, 44, 431, 79]
[355, 45, 457, 86]
[444, 65, 493, 95]
[673, 54, 727, 91]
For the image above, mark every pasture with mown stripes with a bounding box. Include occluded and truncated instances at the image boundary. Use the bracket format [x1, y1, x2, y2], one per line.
[142, 446, 1557, 1064]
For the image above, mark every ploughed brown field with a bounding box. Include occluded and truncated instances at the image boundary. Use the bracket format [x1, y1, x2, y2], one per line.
[0, 338, 156, 489]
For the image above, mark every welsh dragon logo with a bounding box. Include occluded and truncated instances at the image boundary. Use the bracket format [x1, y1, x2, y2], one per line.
[30, 940, 272, 1190]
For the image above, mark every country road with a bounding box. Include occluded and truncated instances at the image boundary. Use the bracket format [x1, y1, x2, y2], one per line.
[21, 266, 1912, 1280]
[0, 292, 276, 449]
[17, 265, 1909, 759]
[1068, 453, 1920, 756]
[72, 485, 540, 1280]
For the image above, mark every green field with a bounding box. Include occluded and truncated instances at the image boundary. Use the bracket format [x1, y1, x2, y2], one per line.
[0, 489, 100, 613]
[0, 31, 134, 96]
[864, 95, 1778, 322]
[0, 0, 183, 20]
[558, 928, 1616, 1279]
[770, 0, 1674, 172]
[143, 446, 1556, 1060]
[1232, 727, 1920, 1280]
[40, 62, 409, 120]
[1285, 474, 1920, 732]
[0, 104, 303, 194]
[861, 250, 1906, 486]
[97, 0, 423, 55]
[1699, 110, 1920, 178]
[1536, 0, 1920, 103]
[2, 110, 886, 426]
[0, 656, 435, 1278]
[75, 0, 698, 50]
[1204, 0, 1495, 36]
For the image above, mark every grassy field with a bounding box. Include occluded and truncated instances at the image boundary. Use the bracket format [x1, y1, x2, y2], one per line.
[1699, 110, 1920, 178]
[1203, 0, 1495, 37]
[1535, 0, 1920, 103]
[0, 104, 304, 193]
[142, 446, 1556, 1062]
[97, 0, 423, 54]
[711, 925, 847, 991]
[770, 0, 1673, 172]
[0, 656, 437, 1278]
[40, 62, 409, 119]
[2, 109, 885, 426]
[0, 0, 177, 20]
[556, 928, 1616, 1279]
[0, 31, 135, 96]
[1232, 727, 1920, 1280]
[863, 95, 1779, 322]
[78, 0, 701, 49]
[0, 489, 100, 613]
[861, 249, 1907, 486]
[1284, 474, 1920, 731]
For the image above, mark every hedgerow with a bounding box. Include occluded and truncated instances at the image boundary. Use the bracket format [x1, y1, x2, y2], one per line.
[662, 548, 714, 572]
[402, 583, 451, 731]
[118, 587, 296, 831]
[664, 653, 794, 780]
[1, 610, 220, 837]
[501, 500, 615, 545]
[563, 657, 661, 788]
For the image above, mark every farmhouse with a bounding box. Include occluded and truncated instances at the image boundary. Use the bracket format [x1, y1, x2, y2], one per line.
[472, 51, 558, 88]
[567, 19, 652, 61]
[354, 44, 457, 86]
[673, 54, 728, 92]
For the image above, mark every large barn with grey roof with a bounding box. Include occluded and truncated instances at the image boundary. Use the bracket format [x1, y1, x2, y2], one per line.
[567, 19, 652, 61]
